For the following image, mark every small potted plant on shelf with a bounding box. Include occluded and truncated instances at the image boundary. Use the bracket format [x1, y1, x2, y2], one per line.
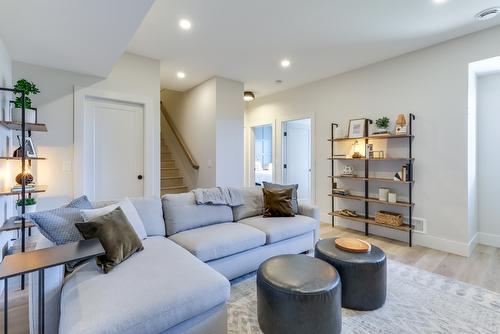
[10, 79, 40, 124]
[373, 117, 390, 135]
[16, 197, 37, 215]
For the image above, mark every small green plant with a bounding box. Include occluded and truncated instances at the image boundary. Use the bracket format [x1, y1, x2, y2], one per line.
[13, 79, 40, 109]
[16, 197, 37, 206]
[375, 117, 390, 129]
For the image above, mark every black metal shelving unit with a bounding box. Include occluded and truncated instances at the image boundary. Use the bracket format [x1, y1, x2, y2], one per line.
[329, 114, 415, 246]
[0, 86, 47, 289]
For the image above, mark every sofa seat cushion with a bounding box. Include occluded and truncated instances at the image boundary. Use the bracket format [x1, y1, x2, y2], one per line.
[169, 223, 266, 262]
[239, 215, 319, 244]
[59, 237, 230, 334]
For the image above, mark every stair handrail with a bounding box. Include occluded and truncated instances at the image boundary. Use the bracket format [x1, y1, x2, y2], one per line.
[160, 102, 200, 170]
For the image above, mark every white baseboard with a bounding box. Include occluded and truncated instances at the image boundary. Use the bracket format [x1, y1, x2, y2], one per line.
[478, 232, 500, 248]
[320, 212, 473, 257]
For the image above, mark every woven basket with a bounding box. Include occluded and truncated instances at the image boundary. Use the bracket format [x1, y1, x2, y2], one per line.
[375, 211, 403, 226]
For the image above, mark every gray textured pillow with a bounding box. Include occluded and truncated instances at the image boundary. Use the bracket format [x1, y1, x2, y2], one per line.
[29, 207, 84, 245]
[64, 195, 93, 210]
[263, 182, 299, 214]
[232, 187, 264, 221]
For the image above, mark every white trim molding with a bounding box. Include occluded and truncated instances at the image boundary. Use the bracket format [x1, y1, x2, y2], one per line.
[74, 85, 160, 199]
[320, 213, 476, 257]
[478, 232, 500, 249]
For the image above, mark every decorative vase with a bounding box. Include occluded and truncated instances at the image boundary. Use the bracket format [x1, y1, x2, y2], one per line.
[16, 172, 34, 185]
[11, 107, 36, 124]
[379, 188, 390, 201]
[17, 203, 37, 216]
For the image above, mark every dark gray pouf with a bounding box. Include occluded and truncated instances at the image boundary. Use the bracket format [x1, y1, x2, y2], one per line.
[315, 238, 387, 311]
[257, 254, 342, 334]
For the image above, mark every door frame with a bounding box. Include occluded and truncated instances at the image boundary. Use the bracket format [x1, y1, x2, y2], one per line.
[282, 118, 313, 203]
[249, 123, 275, 186]
[74, 86, 160, 199]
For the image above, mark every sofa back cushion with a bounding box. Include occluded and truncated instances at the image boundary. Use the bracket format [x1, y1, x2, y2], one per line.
[232, 187, 264, 221]
[162, 192, 233, 236]
[92, 198, 166, 237]
[130, 197, 166, 237]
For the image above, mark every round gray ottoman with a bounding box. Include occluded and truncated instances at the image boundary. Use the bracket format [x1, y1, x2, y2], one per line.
[315, 238, 387, 311]
[257, 254, 342, 334]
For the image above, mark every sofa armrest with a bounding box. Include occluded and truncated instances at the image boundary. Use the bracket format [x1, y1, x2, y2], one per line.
[298, 202, 320, 221]
[29, 235, 64, 334]
[298, 202, 320, 243]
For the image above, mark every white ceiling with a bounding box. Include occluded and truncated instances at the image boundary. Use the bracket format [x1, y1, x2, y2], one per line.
[127, 0, 500, 97]
[0, 0, 155, 77]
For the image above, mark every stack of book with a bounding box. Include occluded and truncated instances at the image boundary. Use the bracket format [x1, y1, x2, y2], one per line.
[332, 188, 350, 196]
[11, 184, 36, 192]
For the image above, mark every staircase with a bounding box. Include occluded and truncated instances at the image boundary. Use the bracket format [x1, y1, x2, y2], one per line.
[161, 138, 189, 195]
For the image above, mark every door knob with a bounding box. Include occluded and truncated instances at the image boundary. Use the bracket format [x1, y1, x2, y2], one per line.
[137, 175, 143, 180]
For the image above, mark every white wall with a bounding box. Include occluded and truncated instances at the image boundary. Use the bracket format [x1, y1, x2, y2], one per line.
[477, 72, 500, 247]
[161, 76, 244, 188]
[246, 25, 500, 256]
[13, 53, 160, 209]
[0, 37, 13, 291]
[215, 77, 244, 187]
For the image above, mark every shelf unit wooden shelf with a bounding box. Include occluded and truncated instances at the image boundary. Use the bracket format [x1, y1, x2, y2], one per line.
[329, 193, 414, 208]
[0, 121, 47, 132]
[330, 115, 415, 246]
[328, 157, 414, 161]
[329, 212, 412, 232]
[328, 134, 414, 142]
[0, 156, 46, 160]
[0, 218, 36, 232]
[329, 175, 414, 184]
[0, 185, 48, 196]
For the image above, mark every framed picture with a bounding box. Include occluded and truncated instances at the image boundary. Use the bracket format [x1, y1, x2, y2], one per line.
[25, 137, 37, 158]
[348, 118, 366, 138]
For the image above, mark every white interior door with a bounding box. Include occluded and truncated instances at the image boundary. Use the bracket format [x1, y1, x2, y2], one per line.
[86, 97, 144, 201]
[283, 119, 311, 203]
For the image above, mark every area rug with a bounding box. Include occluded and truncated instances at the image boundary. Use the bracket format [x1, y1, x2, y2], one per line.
[228, 260, 500, 333]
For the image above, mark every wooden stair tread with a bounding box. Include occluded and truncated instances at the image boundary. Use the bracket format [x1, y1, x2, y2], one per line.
[162, 185, 188, 189]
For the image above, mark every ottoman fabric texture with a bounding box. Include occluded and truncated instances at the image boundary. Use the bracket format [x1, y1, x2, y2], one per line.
[257, 254, 342, 334]
[315, 237, 387, 311]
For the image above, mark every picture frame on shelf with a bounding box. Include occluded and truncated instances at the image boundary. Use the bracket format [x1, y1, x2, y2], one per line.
[348, 118, 366, 138]
[25, 137, 37, 158]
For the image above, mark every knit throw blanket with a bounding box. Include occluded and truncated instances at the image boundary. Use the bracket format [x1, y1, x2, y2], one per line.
[193, 187, 244, 207]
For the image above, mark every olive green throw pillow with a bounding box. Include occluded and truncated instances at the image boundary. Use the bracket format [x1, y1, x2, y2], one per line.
[262, 188, 295, 218]
[75, 207, 144, 273]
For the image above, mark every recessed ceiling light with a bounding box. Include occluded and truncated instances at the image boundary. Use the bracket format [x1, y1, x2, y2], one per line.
[177, 71, 186, 79]
[179, 19, 192, 30]
[275, 80, 283, 84]
[475, 7, 500, 21]
[243, 91, 255, 102]
[280, 59, 291, 68]
[432, 0, 448, 4]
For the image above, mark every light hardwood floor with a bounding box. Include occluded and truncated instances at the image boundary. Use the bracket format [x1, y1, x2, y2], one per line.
[321, 224, 500, 293]
[1, 224, 500, 334]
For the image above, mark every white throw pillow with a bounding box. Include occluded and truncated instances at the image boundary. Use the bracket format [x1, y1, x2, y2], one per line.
[80, 197, 148, 240]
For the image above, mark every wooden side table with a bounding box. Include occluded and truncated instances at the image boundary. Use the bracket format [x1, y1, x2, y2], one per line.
[0, 239, 105, 334]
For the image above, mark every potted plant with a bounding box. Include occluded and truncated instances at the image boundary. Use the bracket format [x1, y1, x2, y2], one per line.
[373, 117, 390, 135]
[11, 79, 40, 124]
[16, 197, 37, 215]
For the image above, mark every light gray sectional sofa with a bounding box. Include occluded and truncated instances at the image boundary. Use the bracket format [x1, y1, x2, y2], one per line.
[29, 187, 320, 334]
